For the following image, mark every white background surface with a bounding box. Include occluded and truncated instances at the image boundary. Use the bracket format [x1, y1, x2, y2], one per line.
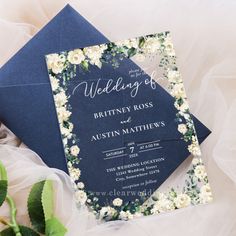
[0, 1, 236, 235]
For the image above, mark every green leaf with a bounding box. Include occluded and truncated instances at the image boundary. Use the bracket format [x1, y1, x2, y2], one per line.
[127, 48, 137, 58]
[45, 217, 67, 236]
[28, 180, 67, 235]
[42, 180, 54, 221]
[0, 181, 7, 207]
[0, 225, 39, 236]
[0, 161, 7, 207]
[27, 181, 46, 234]
[0, 161, 7, 180]
[0, 227, 14, 236]
[80, 60, 89, 71]
[138, 37, 145, 48]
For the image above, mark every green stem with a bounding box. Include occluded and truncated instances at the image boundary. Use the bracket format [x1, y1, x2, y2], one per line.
[6, 195, 22, 236]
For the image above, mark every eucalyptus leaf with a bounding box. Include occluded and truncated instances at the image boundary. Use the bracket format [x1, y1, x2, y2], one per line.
[27, 181, 46, 234]
[0, 225, 39, 236]
[45, 217, 67, 236]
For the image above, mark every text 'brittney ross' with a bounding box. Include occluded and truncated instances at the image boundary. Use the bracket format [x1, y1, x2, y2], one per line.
[93, 102, 154, 119]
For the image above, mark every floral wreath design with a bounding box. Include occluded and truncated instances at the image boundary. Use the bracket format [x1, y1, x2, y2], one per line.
[46, 32, 212, 221]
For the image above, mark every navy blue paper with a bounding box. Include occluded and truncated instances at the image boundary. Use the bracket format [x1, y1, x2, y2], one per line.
[68, 65, 192, 203]
[0, 5, 210, 175]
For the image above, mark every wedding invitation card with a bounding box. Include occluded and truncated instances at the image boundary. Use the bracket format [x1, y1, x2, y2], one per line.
[45, 32, 212, 221]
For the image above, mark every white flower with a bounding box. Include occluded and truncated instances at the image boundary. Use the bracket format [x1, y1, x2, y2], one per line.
[140, 205, 147, 213]
[77, 182, 84, 189]
[67, 49, 85, 65]
[178, 124, 188, 134]
[62, 138, 68, 145]
[50, 75, 60, 91]
[68, 162, 81, 181]
[116, 38, 139, 49]
[61, 127, 72, 139]
[192, 157, 201, 165]
[75, 190, 87, 205]
[192, 136, 197, 142]
[129, 38, 139, 48]
[60, 122, 73, 138]
[119, 210, 133, 220]
[67, 161, 72, 168]
[93, 197, 98, 202]
[188, 142, 201, 156]
[142, 37, 160, 54]
[54, 91, 68, 108]
[199, 184, 213, 204]
[153, 192, 166, 200]
[47, 53, 66, 74]
[167, 70, 181, 83]
[57, 107, 71, 123]
[151, 194, 175, 214]
[171, 83, 185, 98]
[70, 145, 80, 156]
[133, 212, 143, 218]
[178, 111, 190, 121]
[163, 36, 175, 56]
[112, 198, 123, 207]
[83, 44, 107, 68]
[194, 165, 207, 180]
[174, 100, 189, 112]
[183, 113, 191, 120]
[174, 193, 191, 208]
[150, 204, 159, 214]
[99, 206, 116, 220]
[87, 199, 91, 204]
[115, 40, 123, 47]
[179, 102, 189, 112]
[134, 53, 145, 62]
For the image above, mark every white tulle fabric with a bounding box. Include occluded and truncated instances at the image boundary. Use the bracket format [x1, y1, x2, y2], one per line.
[0, 0, 236, 235]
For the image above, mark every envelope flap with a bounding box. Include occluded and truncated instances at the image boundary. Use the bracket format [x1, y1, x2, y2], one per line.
[0, 5, 108, 87]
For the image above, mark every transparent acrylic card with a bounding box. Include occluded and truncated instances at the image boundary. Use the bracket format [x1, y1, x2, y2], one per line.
[45, 31, 212, 221]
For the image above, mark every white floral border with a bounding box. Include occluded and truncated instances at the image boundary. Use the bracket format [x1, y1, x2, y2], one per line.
[46, 32, 213, 221]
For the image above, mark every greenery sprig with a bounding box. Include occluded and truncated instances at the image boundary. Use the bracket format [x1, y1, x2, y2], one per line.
[0, 160, 67, 236]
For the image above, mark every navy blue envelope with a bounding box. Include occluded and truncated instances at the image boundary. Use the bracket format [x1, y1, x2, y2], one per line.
[0, 5, 210, 174]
